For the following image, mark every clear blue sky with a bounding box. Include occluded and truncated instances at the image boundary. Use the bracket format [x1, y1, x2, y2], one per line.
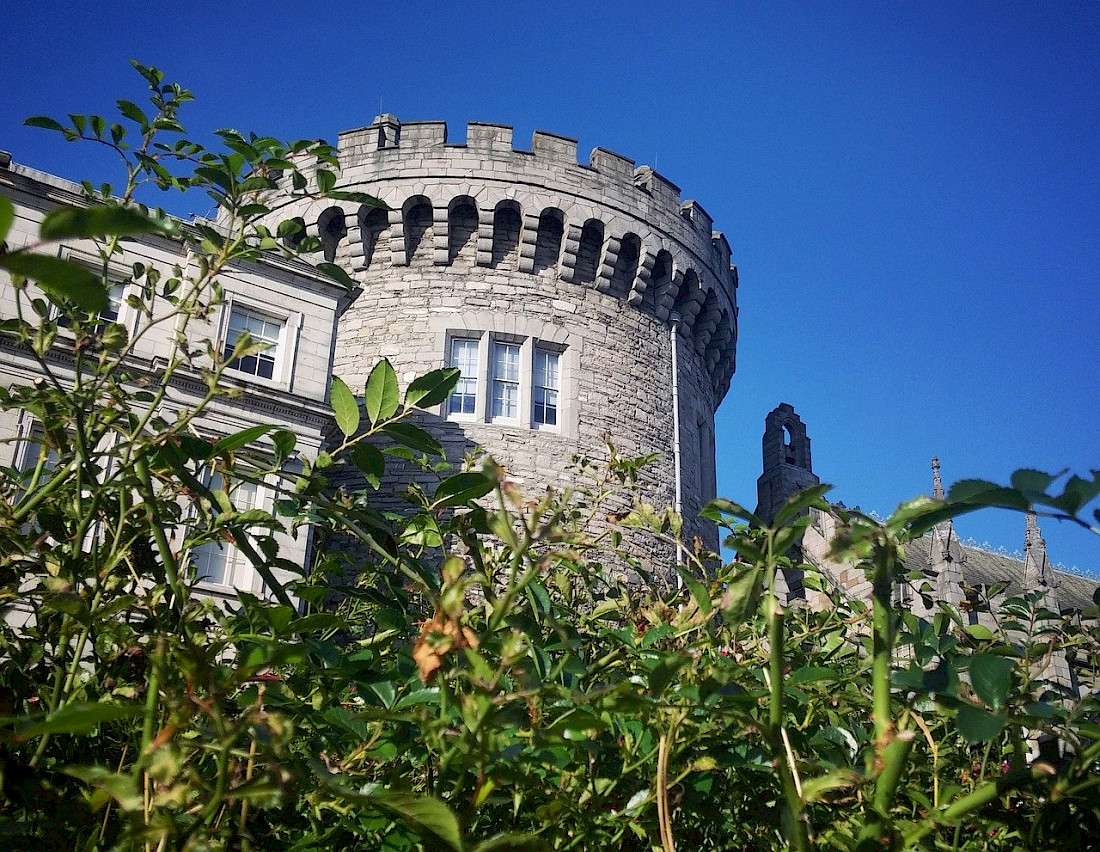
[2, 1, 1098, 571]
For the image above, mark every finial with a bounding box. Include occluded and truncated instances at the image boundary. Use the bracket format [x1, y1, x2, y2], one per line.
[1025, 511, 1045, 549]
[932, 456, 944, 500]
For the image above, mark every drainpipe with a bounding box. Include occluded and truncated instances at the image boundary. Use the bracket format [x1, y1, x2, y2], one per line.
[669, 312, 684, 570]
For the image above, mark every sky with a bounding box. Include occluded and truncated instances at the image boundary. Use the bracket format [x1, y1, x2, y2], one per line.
[2, 1, 1098, 572]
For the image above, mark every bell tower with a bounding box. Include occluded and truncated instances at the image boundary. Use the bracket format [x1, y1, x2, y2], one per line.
[755, 403, 819, 523]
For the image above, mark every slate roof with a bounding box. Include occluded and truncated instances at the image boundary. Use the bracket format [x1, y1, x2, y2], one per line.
[904, 535, 1099, 614]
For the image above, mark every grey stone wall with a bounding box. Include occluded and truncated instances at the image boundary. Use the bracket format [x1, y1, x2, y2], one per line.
[260, 116, 740, 565]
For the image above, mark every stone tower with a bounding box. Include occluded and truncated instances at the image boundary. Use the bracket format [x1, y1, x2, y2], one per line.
[755, 403, 819, 523]
[261, 116, 738, 552]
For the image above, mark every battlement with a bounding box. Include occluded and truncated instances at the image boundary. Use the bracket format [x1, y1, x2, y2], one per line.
[335, 116, 726, 250]
[268, 115, 739, 401]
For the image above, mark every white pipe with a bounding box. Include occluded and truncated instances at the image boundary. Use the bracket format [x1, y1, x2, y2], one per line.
[670, 312, 684, 570]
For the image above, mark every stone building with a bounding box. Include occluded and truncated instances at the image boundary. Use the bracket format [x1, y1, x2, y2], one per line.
[0, 154, 356, 602]
[756, 402, 1096, 690]
[258, 115, 739, 551]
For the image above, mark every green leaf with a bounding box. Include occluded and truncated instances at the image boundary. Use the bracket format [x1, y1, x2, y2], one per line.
[947, 479, 1030, 511]
[720, 564, 762, 627]
[432, 472, 495, 509]
[63, 766, 144, 811]
[115, 99, 149, 129]
[316, 261, 356, 290]
[330, 375, 360, 437]
[382, 422, 444, 457]
[15, 702, 142, 741]
[40, 205, 175, 240]
[365, 359, 400, 423]
[272, 429, 297, 461]
[24, 116, 67, 133]
[1010, 468, 1057, 496]
[969, 654, 1014, 710]
[350, 443, 385, 488]
[309, 759, 463, 851]
[213, 424, 275, 454]
[0, 196, 13, 242]
[956, 705, 1006, 743]
[676, 567, 712, 616]
[405, 367, 461, 409]
[965, 624, 996, 641]
[473, 835, 553, 852]
[0, 253, 107, 311]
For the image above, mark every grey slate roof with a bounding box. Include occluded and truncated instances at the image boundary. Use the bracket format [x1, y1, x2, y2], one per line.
[904, 535, 1099, 614]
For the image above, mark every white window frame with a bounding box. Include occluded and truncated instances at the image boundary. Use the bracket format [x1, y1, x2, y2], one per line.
[53, 247, 132, 333]
[446, 336, 481, 420]
[192, 470, 266, 594]
[441, 331, 567, 433]
[217, 295, 302, 390]
[531, 344, 562, 432]
[489, 337, 522, 424]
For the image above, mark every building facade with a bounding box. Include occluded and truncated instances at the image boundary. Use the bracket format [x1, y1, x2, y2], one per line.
[0, 155, 355, 602]
[258, 115, 739, 550]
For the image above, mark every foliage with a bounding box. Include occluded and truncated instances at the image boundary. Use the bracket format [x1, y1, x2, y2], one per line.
[1, 63, 1100, 851]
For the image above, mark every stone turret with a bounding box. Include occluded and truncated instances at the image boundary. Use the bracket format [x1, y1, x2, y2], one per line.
[929, 456, 967, 609]
[255, 116, 740, 557]
[755, 403, 819, 523]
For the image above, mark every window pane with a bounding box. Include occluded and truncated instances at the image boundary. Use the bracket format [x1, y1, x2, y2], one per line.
[194, 475, 260, 586]
[225, 307, 283, 379]
[532, 348, 559, 427]
[490, 342, 519, 420]
[447, 338, 479, 415]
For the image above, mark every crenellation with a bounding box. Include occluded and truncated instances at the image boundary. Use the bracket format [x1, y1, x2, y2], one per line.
[589, 147, 636, 182]
[531, 130, 579, 164]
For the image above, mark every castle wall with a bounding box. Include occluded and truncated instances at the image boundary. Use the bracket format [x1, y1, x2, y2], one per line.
[258, 116, 740, 561]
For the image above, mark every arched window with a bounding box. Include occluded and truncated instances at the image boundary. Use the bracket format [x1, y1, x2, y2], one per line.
[358, 205, 389, 269]
[783, 423, 797, 464]
[574, 219, 604, 285]
[649, 249, 673, 312]
[317, 207, 347, 263]
[490, 201, 521, 270]
[532, 208, 564, 275]
[448, 197, 478, 266]
[403, 197, 433, 266]
[610, 232, 641, 299]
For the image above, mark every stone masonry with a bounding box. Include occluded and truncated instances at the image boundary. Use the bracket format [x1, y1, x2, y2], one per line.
[261, 116, 739, 554]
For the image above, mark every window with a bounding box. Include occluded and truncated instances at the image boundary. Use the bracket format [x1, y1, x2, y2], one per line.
[57, 280, 125, 330]
[532, 347, 559, 427]
[490, 341, 520, 421]
[447, 338, 479, 416]
[224, 307, 283, 380]
[193, 474, 260, 588]
[442, 331, 568, 433]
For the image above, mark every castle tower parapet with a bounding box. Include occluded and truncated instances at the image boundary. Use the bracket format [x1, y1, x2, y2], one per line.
[259, 116, 740, 556]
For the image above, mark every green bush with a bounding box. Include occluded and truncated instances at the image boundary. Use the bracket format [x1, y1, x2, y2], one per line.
[1, 64, 1099, 852]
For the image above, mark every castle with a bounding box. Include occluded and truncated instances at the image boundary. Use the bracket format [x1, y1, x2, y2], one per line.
[2, 119, 1093, 620]
[256, 115, 739, 552]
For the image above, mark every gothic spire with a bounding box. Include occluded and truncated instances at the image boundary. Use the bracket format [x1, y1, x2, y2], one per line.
[1023, 511, 1055, 590]
[931, 456, 944, 501]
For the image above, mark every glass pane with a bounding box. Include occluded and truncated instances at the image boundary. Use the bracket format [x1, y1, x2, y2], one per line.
[447, 338, 479, 415]
[491, 342, 519, 420]
[533, 348, 559, 426]
[226, 307, 283, 378]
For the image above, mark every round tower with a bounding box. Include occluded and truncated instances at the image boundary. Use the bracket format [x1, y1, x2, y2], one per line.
[264, 116, 738, 552]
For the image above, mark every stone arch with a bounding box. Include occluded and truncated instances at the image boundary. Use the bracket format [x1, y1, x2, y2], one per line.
[532, 207, 565, 276]
[317, 206, 347, 263]
[649, 249, 673, 314]
[447, 196, 479, 266]
[610, 232, 641, 300]
[673, 268, 705, 327]
[402, 195, 433, 266]
[490, 200, 522, 270]
[358, 205, 389, 269]
[694, 287, 721, 355]
[573, 219, 604, 285]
